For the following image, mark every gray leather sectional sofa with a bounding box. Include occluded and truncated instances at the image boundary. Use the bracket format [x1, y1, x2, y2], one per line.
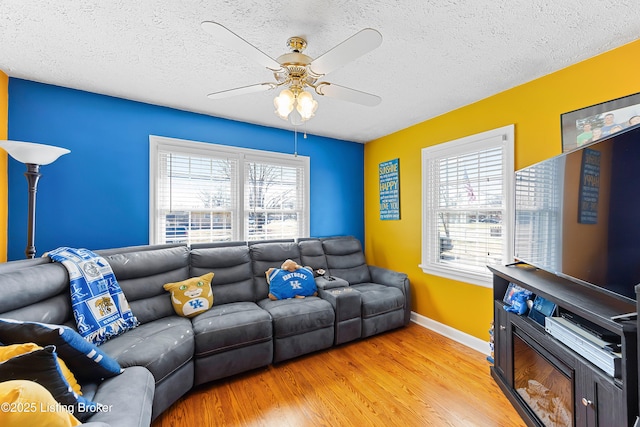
[0, 236, 410, 426]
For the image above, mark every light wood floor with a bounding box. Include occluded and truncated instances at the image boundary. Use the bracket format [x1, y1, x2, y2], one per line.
[152, 322, 526, 427]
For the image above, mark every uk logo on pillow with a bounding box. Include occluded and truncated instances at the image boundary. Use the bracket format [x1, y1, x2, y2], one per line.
[163, 273, 214, 318]
[266, 266, 317, 300]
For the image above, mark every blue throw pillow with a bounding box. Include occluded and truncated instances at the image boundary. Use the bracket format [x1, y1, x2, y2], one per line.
[267, 267, 317, 300]
[0, 319, 123, 382]
[0, 345, 99, 421]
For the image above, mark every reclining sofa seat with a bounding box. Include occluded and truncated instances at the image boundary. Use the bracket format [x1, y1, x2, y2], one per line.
[298, 239, 363, 344]
[188, 241, 273, 385]
[249, 240, 335, 363]
[96, 244, 194, 420]
[320, 236, 409, 338]
[0, 254, 156, 427]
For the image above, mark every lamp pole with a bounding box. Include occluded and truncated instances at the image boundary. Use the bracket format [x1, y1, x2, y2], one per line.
[24, 163, 42, 259]
[0, 140, 70, 259]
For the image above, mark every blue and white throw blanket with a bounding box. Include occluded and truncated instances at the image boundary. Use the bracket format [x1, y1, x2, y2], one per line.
[47, 247, 139, 345]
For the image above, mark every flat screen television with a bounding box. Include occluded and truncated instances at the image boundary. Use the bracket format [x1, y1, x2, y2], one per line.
[514, 123, 640, 301]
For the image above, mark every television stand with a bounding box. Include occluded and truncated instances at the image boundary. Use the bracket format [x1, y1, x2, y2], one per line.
[489, 264, 638, 427]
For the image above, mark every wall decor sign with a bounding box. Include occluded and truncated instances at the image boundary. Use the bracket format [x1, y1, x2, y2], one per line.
[561, 91, 640, 153]
[578, 148, 600, 225]
[379, 158, 400, 220]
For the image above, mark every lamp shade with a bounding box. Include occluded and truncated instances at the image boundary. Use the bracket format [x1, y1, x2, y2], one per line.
[0, 140, 70, 165]
[296, 91, 318, 121]
[274, 89, 296, 120]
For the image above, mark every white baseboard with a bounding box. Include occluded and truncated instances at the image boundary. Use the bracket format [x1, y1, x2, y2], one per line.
[411, 311, 491, 355]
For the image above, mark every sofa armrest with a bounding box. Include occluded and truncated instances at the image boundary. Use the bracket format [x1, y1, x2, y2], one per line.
[84, 366, 155, 427]
[368, 265, 408, 291]
[318, 288, 361, 322]
[369, 265, 411, 326]
[315, 276, 350, 290]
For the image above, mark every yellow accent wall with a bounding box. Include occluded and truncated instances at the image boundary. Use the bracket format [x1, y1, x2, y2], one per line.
[364, 39, 640, 341]
[0, 70, 7, 263]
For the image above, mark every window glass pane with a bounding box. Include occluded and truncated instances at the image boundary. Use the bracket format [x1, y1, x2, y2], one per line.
[435, 147, 505, 270]
[157, 151, 236, 244]
[245, 161, 304, 240]
[438, 209, 504, 268]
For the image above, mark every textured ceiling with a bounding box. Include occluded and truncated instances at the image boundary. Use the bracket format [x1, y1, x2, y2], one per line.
[0, 1, 639, 143]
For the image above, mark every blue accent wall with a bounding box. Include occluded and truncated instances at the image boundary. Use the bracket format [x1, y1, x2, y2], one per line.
[6, 79, 364, 260]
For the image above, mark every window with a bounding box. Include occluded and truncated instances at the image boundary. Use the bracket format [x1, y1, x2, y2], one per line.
[149, 135, 309, 245]
[421, 125, 514, 287]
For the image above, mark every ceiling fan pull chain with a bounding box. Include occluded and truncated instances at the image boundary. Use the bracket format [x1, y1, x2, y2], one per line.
[294, 126, 298, 157]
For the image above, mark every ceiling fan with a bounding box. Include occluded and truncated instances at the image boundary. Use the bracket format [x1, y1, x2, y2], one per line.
[201, 21, 383, 124]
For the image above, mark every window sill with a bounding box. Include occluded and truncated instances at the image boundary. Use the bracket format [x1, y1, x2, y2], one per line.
[419, 263, 493, 288]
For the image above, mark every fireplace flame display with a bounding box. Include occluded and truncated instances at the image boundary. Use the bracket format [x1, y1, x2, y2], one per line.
[514, 333, 573, 426]
[517, 379, 572, 426]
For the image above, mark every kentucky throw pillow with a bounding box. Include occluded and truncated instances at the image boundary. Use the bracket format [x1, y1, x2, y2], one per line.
[266, 267, 317, 300]
[163, 273, 214, 318]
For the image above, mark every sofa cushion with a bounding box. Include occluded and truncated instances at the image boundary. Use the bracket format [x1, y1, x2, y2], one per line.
[163, 273, 214, 318]
[350, 283, 405, 318]
[0, 379, 81, 426]
[191, 302, 272, 357]
[97, 316, 194, 384]
[99, 245, 191, 325]
[258, 297, 334, 338]
[250, 241, 302, 301]
[298, 239, 328, 271]
[0, 319, 123, 382]
[322, 237, 372, 284]
[0, 345, 99, 421]
[0, 260, 72, 324]
[190, 245, 256, 304]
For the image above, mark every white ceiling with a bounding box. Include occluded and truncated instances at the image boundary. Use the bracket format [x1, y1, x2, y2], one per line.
[0, 1, 639, 143]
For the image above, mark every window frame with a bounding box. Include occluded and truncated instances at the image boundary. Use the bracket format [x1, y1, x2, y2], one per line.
[420, 125, 515, 287]
[149, 135, 310, 245]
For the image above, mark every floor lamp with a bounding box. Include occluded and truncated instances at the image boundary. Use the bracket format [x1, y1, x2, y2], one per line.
[0, 140, 70, 259]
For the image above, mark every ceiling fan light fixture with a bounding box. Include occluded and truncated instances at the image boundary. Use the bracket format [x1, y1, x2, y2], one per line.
[296, 90, 318, 121]
[274, 88, 318, 123]
[288, 109, 304, 126]
[274, 89, 295, 120]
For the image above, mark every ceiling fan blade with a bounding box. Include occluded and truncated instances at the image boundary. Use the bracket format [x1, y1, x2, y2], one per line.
[309, 28, 382, 76]
[201, 21, 282, 70]
[207, 83, 276, 99]
[315, 83, 381, 107]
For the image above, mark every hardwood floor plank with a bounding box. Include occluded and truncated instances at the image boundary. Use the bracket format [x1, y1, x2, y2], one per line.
[152, 323, 526, 427]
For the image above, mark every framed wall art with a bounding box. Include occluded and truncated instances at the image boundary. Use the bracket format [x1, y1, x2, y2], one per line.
[379, 158, 400, 220]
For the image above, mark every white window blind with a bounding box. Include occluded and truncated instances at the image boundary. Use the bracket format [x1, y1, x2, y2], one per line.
[514, 157, 563, 271]
[244, 159, 307, 240]
[150, 136, 309, 245]
[155, 150, 237, 244]
[421, 125, 514, 287]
